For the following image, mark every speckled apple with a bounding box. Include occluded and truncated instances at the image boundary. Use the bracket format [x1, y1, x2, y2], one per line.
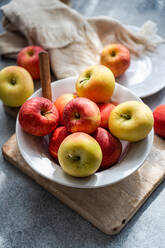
[49, 126, 70, 159]
[17, 46, 45, 80]
[19, 97, 59, 136]
[153, 105, 165, 138]
[63, 97, 101, 134]
[92, 127, 122, 169]
[98, 102, 116, 129]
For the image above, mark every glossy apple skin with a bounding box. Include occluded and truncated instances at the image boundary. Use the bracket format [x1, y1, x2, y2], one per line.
[76, 65, 115, 103]
[92, 127, 122, 169]
[17, 46, 45, 80]
[100, 44, 130, 77]
[54, 93, 76, 125]
[98, 102, 116, 129]
[19, 97, 59, 136]
[63, 97, 101, 134]
[58, 132, 102, 177]
[49, 126, 70, 159]
[153, 105, 165, 138]
[109, 101, 154, 142]
[0, 66, 34, 107]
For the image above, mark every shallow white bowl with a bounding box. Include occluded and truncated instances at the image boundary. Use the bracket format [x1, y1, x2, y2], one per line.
[16, 77, 154, 188]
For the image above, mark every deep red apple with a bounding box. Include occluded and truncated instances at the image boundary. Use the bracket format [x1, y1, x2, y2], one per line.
[19, 97, 59, 136]
[98, 102, 116, 129]
[63, 97, 101, 134]
[153, 105, 165, 138]
[48, 126, 70, 159]
[17, 46, 45, 80]
[92, 127, 122, 169]
[54, 93, 76, 125]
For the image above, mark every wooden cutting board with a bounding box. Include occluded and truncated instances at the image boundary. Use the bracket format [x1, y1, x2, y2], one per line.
[2, 134, 165, 235]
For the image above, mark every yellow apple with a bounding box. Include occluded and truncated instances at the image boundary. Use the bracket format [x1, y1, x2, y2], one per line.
[0, 66, 34, 107]
[76, 65, 115, 103]
[109, 101, 154, 142]
[58, 132, 102, 177]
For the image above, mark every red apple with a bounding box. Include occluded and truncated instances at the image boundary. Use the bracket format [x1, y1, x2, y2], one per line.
[48, 126, 70, 159]
[98, 102, 116, 129]
[19, 97, 59, 136]
[92, 127, 122, 169]
[17, 46, 45, 80]
[63, 97, 101, 134]
[100, 43, 130, 77]
[153, 105, 165, 138]
[54, 93, 76, 125]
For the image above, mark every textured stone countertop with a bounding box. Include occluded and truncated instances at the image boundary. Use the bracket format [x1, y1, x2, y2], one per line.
[0, 0, 165, 247]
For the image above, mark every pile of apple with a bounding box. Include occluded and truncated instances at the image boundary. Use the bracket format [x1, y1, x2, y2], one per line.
[19, 64, 154, 178]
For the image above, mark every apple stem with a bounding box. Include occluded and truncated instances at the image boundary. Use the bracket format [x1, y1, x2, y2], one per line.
[68, 154, 80, 161]
[79, 78, 88, 84]
[120, 113, 131, 120]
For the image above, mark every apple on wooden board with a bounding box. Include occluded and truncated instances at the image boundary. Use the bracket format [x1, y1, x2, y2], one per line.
[92, 127, 122, 169]
[49, 126, 70, 160]
[109, 101, 154, 142]
[54, 93, 76, 125]
[153, 105, 165, 138]
[58, 132, 102, 177]
[98, 102, 116, 129]
[100, 43, 130, 77]
[63, 97, 101, 134]
[0, 66, 34, 107]
[19, 97, 59, 136]
[76, 64, 115, 103]
[17, 46, 45, 80]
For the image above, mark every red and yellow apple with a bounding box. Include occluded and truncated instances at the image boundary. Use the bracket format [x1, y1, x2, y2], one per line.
[100, 43, 130, 77]
[109, 101, 154, 142]
[54, 93, 76, 125]
[58, 132, 102, 177]
[76, 65, 115, 103]
[153, 105, 165, 138]
[98, 102, 116, 129]
[63, 97, 101, 134]
[19, 97, 59, 136]
[0, 66, 34, 107]
[92, 127, 122, 169]
[48, 126, 70, 159]
[17, 46, 45, 80]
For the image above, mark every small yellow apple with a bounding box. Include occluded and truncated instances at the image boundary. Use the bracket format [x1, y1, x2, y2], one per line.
[109, 101, 154, 142]
[0, 66, 34, 107]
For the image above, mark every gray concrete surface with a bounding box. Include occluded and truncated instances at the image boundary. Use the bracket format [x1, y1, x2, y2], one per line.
[0, 0, 165, 247]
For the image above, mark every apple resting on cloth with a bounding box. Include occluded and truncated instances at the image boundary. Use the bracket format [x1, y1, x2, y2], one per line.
[17, 46, 45, 80]
[76, 64, 115, 103]
[100, 43, 130, 77]
[54, 93, 76, 125]
[153, 105, 165, 138]
[109, 101, 154, 142]
[58, 132, 102, 177]
[19, 97, 59, 136]
[92, 127, 122, 169]
[0, 66, 34, 107]
[98, 102, 116, 129]
[49, 126, 70, 160]
[63, 97, 101, 133]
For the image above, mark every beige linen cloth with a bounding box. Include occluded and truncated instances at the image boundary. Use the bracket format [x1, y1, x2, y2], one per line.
[0, 0, 164, 79]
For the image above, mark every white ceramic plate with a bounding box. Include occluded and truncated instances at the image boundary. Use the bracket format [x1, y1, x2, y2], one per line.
[16, 77, 154, 188]
[117, 25, 165, 98]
